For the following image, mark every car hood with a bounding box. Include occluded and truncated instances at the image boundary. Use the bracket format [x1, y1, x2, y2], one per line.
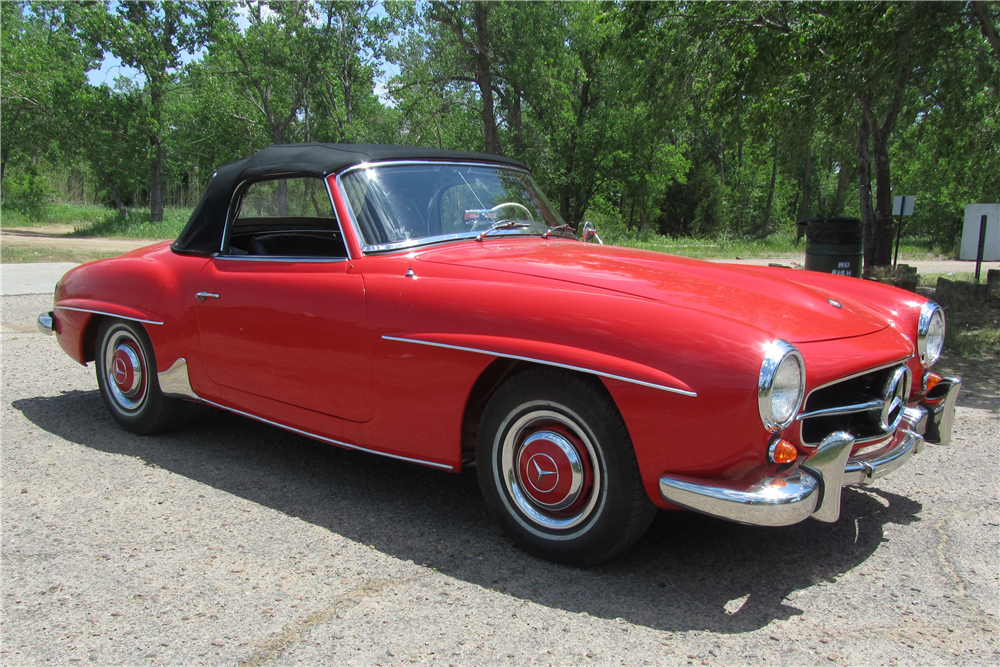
[416, 241, 889, 343]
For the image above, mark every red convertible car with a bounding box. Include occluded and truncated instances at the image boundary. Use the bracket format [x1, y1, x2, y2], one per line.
[39, 144, 961, 564]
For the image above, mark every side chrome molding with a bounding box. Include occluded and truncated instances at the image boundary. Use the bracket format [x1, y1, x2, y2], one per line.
[54, 305, 164, 326]
[157, 358, 199, 399]
[199, 398, 455, 471]
[382, 335, 697, 397]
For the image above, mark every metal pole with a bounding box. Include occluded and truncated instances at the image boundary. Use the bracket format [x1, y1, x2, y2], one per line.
[975, 214, 988, 284]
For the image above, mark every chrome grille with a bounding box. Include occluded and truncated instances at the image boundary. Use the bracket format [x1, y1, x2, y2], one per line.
[798, 364, 911, 446]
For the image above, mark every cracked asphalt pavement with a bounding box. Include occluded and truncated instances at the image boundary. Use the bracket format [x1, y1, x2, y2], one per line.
[2, 292, 998, 666]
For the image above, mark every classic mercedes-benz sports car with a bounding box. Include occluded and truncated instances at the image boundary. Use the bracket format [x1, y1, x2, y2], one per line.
[39, 144, 962, 564]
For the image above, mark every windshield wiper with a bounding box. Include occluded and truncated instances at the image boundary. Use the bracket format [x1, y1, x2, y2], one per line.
[475, 220, 530, 242]
[542, 224, 574, 239]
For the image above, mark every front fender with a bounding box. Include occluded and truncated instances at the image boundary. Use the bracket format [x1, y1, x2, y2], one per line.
[53, 244, 208, 370]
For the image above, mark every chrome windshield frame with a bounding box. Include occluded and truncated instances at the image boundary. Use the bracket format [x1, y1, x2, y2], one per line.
[333, 160, 558, 255]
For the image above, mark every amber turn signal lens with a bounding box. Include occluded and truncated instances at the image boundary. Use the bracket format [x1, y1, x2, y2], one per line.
[925, 372, 942, 394]
[768, 439, 798, 465]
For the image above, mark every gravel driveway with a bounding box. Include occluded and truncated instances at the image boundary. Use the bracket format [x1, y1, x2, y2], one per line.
[2, 292, 997, 666]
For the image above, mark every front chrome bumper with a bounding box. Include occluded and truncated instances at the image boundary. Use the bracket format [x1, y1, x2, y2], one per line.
[659, 378, 962, 527]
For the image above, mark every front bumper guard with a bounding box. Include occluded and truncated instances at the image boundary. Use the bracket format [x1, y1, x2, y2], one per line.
[659, 378, 961, 526]
[37, 311, 54, 335]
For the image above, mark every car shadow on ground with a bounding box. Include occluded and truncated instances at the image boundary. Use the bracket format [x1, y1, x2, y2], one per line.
[14, 390, 923, 634]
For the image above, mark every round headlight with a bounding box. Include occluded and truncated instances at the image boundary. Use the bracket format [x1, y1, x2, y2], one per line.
[918, 301, 946, 368]
[758, 340, 806, 432]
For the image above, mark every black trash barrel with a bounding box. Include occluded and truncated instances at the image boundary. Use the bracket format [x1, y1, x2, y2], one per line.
[801, 217, 863, 278]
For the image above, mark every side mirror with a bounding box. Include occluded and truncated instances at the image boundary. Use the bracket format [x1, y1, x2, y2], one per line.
[581, 221, 603, 244]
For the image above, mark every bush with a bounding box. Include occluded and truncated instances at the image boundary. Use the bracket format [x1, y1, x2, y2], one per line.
[1, 166, 51, 221]
[71, 206, 192, 239]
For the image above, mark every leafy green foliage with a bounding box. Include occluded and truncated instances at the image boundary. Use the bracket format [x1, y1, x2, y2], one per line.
[0, 0, 995, 258]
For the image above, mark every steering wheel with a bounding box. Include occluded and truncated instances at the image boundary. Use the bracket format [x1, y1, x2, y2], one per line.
[490, 201, 534, 222]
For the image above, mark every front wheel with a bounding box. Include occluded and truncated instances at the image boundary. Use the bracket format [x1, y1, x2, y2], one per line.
[476, 369, 656, 565]
[95, 318, 185, 434]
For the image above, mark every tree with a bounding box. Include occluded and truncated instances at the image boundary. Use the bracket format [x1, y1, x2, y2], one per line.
[309, 0, 405, 142]
[74, 82, 151, 217]
[1, 2, 96, 200]
[424, 1, 499, 154]
[83, 1, 211, 222]
[204, 2, 318, 147]
[804, 3, 972, 267]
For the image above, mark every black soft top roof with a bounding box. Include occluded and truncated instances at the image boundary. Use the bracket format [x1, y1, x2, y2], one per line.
[172, 143, 526, 254]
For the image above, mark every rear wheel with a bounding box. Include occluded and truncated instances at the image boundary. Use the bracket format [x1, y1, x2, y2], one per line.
[476, 368, 656, 565]
[95, 318, 185, 434]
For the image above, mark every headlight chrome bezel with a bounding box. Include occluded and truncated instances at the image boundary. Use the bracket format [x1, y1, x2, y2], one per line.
[758, 340, 806, 433]
[917, 301, 945, 368]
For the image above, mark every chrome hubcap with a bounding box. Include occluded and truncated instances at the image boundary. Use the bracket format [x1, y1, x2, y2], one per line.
[105, 332, 147, 411]
[501, 409, 599, 530]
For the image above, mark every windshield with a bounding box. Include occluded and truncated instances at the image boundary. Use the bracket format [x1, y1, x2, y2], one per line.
[338, 163, 568, 251]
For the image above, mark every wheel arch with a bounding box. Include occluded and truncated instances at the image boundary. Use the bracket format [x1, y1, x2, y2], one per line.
[58, 307, 160, 365]
[81, 313, 103, 363]
[460, 357, 620, 465]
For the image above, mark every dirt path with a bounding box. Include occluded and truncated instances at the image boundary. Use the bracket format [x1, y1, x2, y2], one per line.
[1, 226, 156, 253]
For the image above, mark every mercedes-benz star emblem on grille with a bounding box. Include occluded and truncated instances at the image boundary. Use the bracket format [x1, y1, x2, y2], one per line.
[879, 367, 910, 432]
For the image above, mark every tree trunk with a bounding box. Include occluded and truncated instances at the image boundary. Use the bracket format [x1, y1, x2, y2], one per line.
[560, 76, 592, 223]
[716, 132, 725, 182]
[857, 116, 877, 269]
[869, 123, 896, 267]
[473, 3, 497, 154]
[762, 136, 778, 236]
[510, 89, 525, 158]
[104, 173, 129, 218]
[149, 84, 164, 223]
[832, 164, 849, 216]
[150, 138, 164, 222]
[797, 146, 812, 222]
[971, 1, 1000, 64]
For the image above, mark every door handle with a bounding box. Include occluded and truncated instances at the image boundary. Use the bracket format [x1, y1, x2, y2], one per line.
[195, 292, 220, 302]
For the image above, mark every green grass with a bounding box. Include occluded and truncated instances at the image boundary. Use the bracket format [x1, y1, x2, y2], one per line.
[919, 273, 1000, 357]
[0, 202, 110, 229]
[70, 206, 191, 239]
[605, 227, 945, 261]
[1, 201, 189, 239]
[0, 244, 121, 264]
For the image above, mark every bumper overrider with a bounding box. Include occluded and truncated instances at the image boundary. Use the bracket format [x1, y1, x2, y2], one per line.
[659, 378, 962, 527]
[37, 311, 54, 335]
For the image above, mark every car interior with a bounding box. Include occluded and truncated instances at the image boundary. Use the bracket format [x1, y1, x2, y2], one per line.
[226, 176, 349, 258]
